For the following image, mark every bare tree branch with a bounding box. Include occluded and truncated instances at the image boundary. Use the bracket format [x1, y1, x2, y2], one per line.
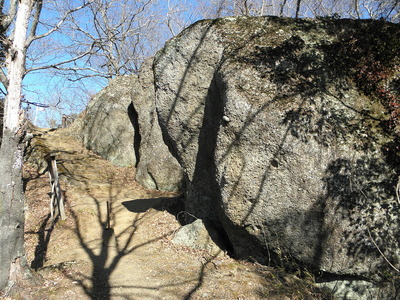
[280, 0, 288, 16]
[26, 1, 91, 47]
[0, 0, 18, 30]
[28, 0, 42, 41]
[295, 0, 302, 17]
[26, 49, 93, 74]
[0, 66, 8, 89]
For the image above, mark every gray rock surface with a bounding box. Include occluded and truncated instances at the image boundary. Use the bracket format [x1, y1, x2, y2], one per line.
[316, 279, 390, 300]
[172, 219, 224, 256]
[132, 59, 183, 192]
[155, 19, 226, 221]
[81, 76, 136, 167]
[154, 16, 400, 285]
[79, 64, 182, 191]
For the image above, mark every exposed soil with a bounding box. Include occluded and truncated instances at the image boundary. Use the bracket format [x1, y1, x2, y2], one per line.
[2, 126, 330, 300]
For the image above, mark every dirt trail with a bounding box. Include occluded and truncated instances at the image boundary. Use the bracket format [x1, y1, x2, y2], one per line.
[16, 126, 326, 300]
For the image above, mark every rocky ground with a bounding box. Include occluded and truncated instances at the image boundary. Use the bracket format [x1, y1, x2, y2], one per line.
[1, 126, 332, 299]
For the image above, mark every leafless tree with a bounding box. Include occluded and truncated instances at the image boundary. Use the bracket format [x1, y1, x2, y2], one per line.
[295, 0, 302, 17]
[166, 0, 194, 36]
[301, 0, 399, 20]
[26, 0, 398, 128]
[197, 0, 399, 19]
[196, 0, 285, 18]
[234, 0, 250, 15]
[360, 0, 399, 21]
[0, 0, 89, 292]
[10, 0, 192, 128]
[54, 0, 178, 81]
[195, 0, 232, 18]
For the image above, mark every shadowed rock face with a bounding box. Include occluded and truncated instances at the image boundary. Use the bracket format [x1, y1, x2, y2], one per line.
[153, 16, 400, 284]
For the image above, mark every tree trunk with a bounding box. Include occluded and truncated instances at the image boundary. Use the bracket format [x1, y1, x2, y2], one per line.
[0, 131, 26, 290]
[295, 0, 302, 18]
[280, 0, 288, 16]
[0, 0, 33, 291]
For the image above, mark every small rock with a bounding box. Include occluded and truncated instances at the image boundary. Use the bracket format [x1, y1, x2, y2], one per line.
[172, 219, 224, 256]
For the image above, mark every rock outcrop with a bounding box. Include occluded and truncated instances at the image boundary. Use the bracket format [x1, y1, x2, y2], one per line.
[78, 16, 400, 297]
[81, 76, 137, 167]
[153, 16, 400, 290]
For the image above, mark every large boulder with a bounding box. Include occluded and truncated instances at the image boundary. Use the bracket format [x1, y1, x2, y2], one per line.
[132, 59, 183, 192]
[81, 75, 137, 167]
[154, 15, 400, 287]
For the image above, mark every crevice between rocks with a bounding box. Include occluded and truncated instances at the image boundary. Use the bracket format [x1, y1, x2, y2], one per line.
[128, 103, 141, 168]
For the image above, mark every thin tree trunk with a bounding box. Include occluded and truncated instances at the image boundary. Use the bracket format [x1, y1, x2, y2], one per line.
[280, 0, 288, 17]
[295, 0, 302, 18]
[243, 0, 249, 15]
[0, 0, 33, 291]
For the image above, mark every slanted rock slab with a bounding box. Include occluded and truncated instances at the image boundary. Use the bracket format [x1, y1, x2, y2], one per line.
[132, 58, 183, 192]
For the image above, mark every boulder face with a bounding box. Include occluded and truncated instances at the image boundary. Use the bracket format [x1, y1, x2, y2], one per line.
[131, 59, 183, 192]
[153, 16, 400, 282]
[80, 67, 183, 192]
[81, 76, 137, 167]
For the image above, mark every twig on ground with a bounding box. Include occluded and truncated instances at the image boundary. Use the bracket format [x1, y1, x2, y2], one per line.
[367, 227, 400, 273]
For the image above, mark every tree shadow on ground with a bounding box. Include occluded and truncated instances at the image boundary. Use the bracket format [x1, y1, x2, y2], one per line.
[61, 176, 176, 299]
[29, 213, 54, 270]
[62, 180, 229, 299]
[23, 165, 61, 271]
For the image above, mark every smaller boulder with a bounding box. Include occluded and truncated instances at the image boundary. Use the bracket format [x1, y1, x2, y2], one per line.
[172, 219, 224, 256]
[81, 75, 136, 167]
